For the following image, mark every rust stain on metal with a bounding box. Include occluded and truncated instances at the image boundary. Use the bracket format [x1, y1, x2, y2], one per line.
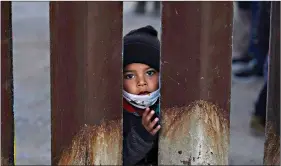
[58, 119, 122, 165]
[264, 122, 280, 165]
[159, 100, 229, 165]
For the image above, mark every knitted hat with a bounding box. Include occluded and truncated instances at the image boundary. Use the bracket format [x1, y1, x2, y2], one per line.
[123, 25, 160, 71]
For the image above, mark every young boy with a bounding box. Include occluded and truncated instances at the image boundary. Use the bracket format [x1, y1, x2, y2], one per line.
[123, 25, 161, 166]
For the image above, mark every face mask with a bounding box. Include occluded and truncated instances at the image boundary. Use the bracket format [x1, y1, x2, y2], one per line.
[123, 89, 160, 109]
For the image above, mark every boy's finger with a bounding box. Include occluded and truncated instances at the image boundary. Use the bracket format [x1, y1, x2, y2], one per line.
[142, 108, 151, 125]
[142, 107, 150, 117]
[150, 125, 161, 135]
[145, 110, 155, 123]
[148, 117, 159, 129]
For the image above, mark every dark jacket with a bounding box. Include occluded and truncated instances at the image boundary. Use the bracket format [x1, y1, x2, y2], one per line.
[123, 104, 160, 166]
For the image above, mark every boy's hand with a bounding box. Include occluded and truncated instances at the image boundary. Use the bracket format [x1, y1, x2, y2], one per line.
[142, 108, 161, 136]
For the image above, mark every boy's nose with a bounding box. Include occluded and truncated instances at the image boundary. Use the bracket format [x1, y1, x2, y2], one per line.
[137, 79, 147, 87]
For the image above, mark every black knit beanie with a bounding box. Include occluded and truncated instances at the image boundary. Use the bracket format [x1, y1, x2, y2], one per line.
[123, 25, 160, 71]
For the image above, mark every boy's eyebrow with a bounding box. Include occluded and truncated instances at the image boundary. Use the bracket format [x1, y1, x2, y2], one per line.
[123, 70, 135, 73]
[124, 67, 155, 73]
[146, 67, 155, 70]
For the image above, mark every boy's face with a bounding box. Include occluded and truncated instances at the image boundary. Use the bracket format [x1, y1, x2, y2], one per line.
[123, 63, 159, 95]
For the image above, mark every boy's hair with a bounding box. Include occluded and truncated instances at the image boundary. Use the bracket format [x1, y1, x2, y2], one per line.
[123, 25, 160, 71]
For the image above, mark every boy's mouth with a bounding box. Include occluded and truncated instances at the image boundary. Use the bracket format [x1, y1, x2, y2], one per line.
[138, 91, 150, 95]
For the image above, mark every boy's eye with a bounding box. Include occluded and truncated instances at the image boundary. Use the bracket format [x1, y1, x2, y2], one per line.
[124, 73, 135, 79]
[146, 70, 156, 76]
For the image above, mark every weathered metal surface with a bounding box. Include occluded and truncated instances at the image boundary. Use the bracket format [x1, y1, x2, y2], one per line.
[58, 120, 122, 165]
[50, 2, 123, 165]
[263, 2, 280, 165]
[1, 2, 15, 165]
[159, 2, 233, 165]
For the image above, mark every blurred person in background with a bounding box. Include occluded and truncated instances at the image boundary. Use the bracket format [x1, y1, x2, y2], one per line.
[232, 2, 252, 73]
[134, 1, 160, 15]
[248, 2, 271, 134]
[232, 1, 271, 134]
[250, 56, 269, 134]
[233, 2, 271, 82]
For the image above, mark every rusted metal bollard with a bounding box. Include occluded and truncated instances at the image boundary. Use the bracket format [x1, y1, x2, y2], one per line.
[1, 2, 15, 165]
[159, 2, 233, 165]
[263, 2, 280, 165]
[50, 2, 123, 165]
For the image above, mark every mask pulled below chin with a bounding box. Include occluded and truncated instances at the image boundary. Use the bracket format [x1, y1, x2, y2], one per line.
[123, 89, 160, 109]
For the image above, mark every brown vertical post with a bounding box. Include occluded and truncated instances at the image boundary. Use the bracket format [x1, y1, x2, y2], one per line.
[159, 2, 233, 165]
[263, 2, 280, 165]
[1, 1, 14, 165]
[50, 2, 123, 165]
